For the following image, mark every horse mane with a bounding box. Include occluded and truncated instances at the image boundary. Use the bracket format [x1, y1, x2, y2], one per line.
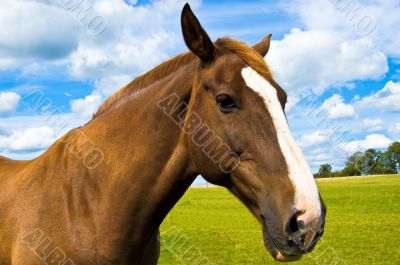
[93, 38, 272, 118]
[94, 51, 197, 118]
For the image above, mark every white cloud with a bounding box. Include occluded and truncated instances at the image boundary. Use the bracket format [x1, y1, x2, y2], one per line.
[94, 75, 132, 97]
[341, 134, 393, 153]
[390, 122, 400, 136]
[363, 118, 383, 131]
[283, 0, 400, 58]
[70, 95, 102, 119]
[293, 129, 348, 172]
[267, 29, 387, 94]
[0, 0, 79, 70]
[299, 131, 328, 148]
[321, 94, 355, 119]
[70, 74, 132, 120]
[356, 81, 400, 112]
[328, 104, 355, 120]
[0, 0, 200, 76]
[0, 113, 87, 158]
[283, 1, 333, 29]
[0, 92, 21, 116]
[0, 126, 56, 152]
[67, 0, 200, 79]
[67, 31, 176, 79]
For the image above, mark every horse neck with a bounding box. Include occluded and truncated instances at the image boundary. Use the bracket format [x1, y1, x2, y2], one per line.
[57, 61, 199, 243]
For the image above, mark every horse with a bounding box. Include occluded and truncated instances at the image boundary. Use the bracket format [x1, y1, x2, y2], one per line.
[0, 3, 326, 265]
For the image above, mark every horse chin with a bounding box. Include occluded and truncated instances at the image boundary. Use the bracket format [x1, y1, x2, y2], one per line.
[261, 215, 303, 262]
[274, 252, 303, 262]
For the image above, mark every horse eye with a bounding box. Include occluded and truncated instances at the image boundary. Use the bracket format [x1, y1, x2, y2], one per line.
[216, 94, 236, 112]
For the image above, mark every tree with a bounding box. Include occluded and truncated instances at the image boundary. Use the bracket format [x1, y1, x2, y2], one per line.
[378, 142, 400, 174]
[318, 164, 333, 178]
[342, 152, 363, 176]
[387, 142, 400, 158]
[314, 142, 400, 177]
[373, 151, 395, 174]
[361, 149, 380, 175]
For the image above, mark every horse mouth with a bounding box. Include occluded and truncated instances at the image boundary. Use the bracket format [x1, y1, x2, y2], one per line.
[260, 215, 302, 262]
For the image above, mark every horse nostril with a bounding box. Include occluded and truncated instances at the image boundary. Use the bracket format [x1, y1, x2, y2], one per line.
[288, 217, 298, 234]
[287, 212, 306, 234]
[286, 208, 325, 253]
[287, 211, 302, 234]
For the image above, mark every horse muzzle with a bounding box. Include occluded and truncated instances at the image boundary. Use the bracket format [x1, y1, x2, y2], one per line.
[261, 197, 326, 262]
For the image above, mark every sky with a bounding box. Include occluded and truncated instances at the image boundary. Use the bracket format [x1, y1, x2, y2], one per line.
[0, 0, 399, 185]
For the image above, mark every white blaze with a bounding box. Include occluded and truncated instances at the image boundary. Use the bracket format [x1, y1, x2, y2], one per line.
[241, 67, 321, 218]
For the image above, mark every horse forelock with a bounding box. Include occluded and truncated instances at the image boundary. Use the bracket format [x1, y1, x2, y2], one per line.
[215, 38, 273, 82]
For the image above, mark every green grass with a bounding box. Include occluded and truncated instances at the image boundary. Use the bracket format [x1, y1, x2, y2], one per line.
[159, 175, 400, 265]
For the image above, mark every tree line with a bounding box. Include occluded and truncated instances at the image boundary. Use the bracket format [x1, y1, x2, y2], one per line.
[314, 142, 400, 178]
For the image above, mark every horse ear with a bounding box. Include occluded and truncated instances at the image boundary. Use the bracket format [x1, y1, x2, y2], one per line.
[181, 3, 215, 63]
[253, 34, 272, 57]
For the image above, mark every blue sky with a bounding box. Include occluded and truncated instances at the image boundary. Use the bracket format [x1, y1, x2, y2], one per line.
[0, 0, 399, 183]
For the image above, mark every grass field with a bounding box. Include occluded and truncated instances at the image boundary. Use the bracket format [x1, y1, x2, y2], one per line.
[159, 175, 400, 265]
